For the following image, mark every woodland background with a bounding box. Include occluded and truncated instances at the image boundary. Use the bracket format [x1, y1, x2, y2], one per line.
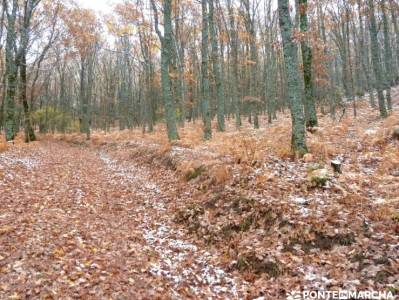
[0, 0, 398, 299]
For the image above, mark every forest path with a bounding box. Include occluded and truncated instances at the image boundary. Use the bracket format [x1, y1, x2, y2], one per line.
[0, 142, 247, 299]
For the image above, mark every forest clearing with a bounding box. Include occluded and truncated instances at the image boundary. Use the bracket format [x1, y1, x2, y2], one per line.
[1, 0, 399, 299]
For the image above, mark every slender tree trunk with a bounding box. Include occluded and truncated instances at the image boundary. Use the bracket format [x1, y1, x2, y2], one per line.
[389, 0, 399, 80]
[151, 0, 179, 141]
[381, 0, 393, 110]
[19, 0, 37, 142]
[368, 0, 388, 118]
[278, 0, 308, 155]
[227, 0, 241, 129]
[19, 52, 35, 142]
[0, 72, 5, 131]
[345, 5, 357, 117]
[299, 0, 318, 127]
[209, 0, 225, 132]
[0, 5, 5, 130]
[173, 4, 185, 127]
[201, 0, 212, 140]
[4, 0, 18, 141]
[242, 0, 259, 129]
[79, 57, 90, 139]
[357, 0, 375, 108]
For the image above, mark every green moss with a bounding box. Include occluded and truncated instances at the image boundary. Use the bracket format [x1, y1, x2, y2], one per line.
[236, 256, 248, 271]
[312, 176, 328, 186]
[309, 168, 329, 187]
[387, 286, 398, 295]
[174, 203, 204, 224]
[351, 252, 365, 263]
[284, 232, 355, 253]
[375, 270, 391, 283]
[184, 166, 205, 181]
[392, 213, 399, 222]
[230, 196, 254, 213]
[240, 216, 253, 232]
[236, 254, 283, 277]
[220, 223, 241, 239]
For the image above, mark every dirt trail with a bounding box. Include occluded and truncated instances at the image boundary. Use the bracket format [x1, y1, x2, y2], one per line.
[0, 142, 247, 299]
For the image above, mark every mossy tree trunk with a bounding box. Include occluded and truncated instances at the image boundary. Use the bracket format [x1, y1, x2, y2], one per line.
[389, 0, 399, 81]
[18, 0, 38, 143]
[227, 0, 241, 129]
[20, 53, 35, 142]
[357, 0, 375, 108]
[201, 0, 212, 140]
[278, 0, 308, 155]
[151, 0, 179, 141]
[0, 5, 6, 131]
[345, 4, 356, 117]
[209, 0, 225, 132]
[368, 0, 388, 118]
[299, 0, 318, 128]
[381, 0, 393, 111]
[4, 0, 18, 141]
[242, 0, 259, 129]
[79, 57, 90, 139]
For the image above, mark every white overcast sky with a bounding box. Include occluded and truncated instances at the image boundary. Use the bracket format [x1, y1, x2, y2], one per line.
[75, 0, 281, 13]
[76, 0, 114, 13]
[74, 0, 288, 18]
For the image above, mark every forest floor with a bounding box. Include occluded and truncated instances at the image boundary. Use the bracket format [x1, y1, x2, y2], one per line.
[1, 92, 399, 299]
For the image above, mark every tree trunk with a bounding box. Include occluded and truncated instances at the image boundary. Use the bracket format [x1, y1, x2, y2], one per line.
[19, 0, 37, 142]
[389, 0, 399, 81]
[381, 0, 393, 110]
[357, 0, 375, 108]
[4, 0, 18, 141]
[201, 0, 212, 140]
[227, 0, 241, 129]
[368, 0, 388, 118]
[299, 0, 318, 127]
[20, 52, 35, 142]
[151, 0, 179, 141]
[278, 0, 308, 155]
[209, 0, 225, 132]
[79, 57, 90, 139]
[345, 4, 357, 117]
[242, 0, 259, 129]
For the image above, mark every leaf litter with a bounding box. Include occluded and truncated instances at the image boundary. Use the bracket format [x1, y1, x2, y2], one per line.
[1, 95, 399, 299]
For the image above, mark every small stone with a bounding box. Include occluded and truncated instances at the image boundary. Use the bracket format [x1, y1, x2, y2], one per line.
[292, 197, 309, 205]
[331, 159, 342, 173]
[364, 129, 377, 135]
[308, 168, 329, 187]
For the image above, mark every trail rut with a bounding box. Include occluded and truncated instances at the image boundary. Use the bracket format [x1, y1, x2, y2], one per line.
[0, 142, 247, 299]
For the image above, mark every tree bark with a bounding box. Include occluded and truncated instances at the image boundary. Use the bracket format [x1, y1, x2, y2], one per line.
[357, 0, 375, 108]
[201, 0, 212, 140]
[18, 0, 37, 142]
[151, 0, 179, 141]
[368, 0, 388, 118]
[299, 0, 318, 127]
[209, 0, 225, 132]
[381, 0, 393, 110]
[278, 0, 308, 155]
[227, 0, 241, 129]
[4, 0, 18, 141]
